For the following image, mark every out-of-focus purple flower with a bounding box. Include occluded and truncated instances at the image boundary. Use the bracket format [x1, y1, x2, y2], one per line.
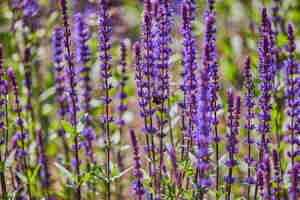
[284, 24, 300, 167]
[271, 148, 282, 197]
[37, 130, 51, 191]
[168, 145, 179, 184]
[204, 0, 215, 17]
[130, 129, 145, 200]
[0, 45, 7, 135]
[0, 45, 7, 195]
[271, 0, 282, 34]
[288, 162, 300, 199]
[115, 41, 128, 127]
[262, 154, 273, 199]
[23, 47, 33, 112]
[115, 41, 128, 198]
[256, 169, 264, 198]
[11, 0, 39, 16]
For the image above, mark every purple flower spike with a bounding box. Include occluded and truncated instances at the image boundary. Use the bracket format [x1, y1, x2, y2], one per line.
[195, 43, 213, 190]
[60, 0, 81, 198]
[8, 67, 32, 199]
[116, 41, 128, 126]
[115, 40, 128, 199]
[254, 9, 274, 200]
[134, 41, 155, 186]
[180, 0, 198, 153]
[153, 0, 173, 192]
[12, 0, 39, 17]
[263, 154, 273, 200]
[52, 26, 71, 169]
[23, 47, 33, 113]
[272, 148, 282, 198]
[242, 56, 256, 198]
[202, 0, 219, 191]
[140, 0, 158, 195]
[98, 1, 114, 199]
[0, 44, 8, 197]
[285, 23, 300, 168]
[271, 0, 282, 35]
[130, 129, 145, 200]
[288, 163, 300, 199]
[257, 8, 273, 159]
[37, 130, 51, 194]
[225, 90, 240, 200]
[74, 13, 95, 161]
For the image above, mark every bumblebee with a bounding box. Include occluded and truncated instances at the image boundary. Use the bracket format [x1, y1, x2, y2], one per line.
[152, 94, 164, 105]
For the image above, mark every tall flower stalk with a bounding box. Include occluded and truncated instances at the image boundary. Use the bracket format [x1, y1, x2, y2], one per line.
[288, 163, 300, 199]
[263, 154, 272, 199]
[23, 47, 35, 125]
[130, 129, 145, 200]
[134, 41, 153, 197]
[258, 8, 272, 157]
[285, 23, 299, 168]
[225, 91, 240, 200]
[37, 130, 51, 199]
[194, 40, 213, 199]
[255, 9, 273, 199]
[98, 0, 114, 199]
[60, 0, 81, 198]
[8, 67, 32, 200]
[0, 44, 7, 198]
[141, 0, 157, 195]
[180, 0, 198, 170]
[52, 26, 70, 167]
[154, 0, 172, 193]
[242, 56, 255, 198]
[202, 6, 219, 192]
[75, 13, 95, 162]
[116, 40, 128, 199]
[272, 148, 282, 199]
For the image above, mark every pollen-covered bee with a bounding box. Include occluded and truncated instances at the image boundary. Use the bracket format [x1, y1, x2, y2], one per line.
[152, 94, 164, 105]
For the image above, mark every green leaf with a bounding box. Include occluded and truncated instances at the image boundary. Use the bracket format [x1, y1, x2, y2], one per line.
[0, 161, 4, 173]
[29, 165, 41, 184]
[78, 168, 97, 186]
[55, 162, 74, 182]
[111, 166, 133, 182]
[94, 166, 108, 183]
[16, 172, 28, 184]
[61, 120, 78, 136]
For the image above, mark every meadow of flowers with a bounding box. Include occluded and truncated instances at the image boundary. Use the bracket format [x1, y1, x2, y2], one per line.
[0, 0, 299, 199]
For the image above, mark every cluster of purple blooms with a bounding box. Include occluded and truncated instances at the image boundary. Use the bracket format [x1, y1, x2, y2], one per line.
[0, 0, 299, 200]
